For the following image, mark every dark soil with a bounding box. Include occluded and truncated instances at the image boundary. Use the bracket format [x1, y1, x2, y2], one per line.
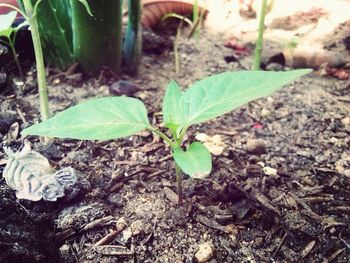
[1, 4, 350, 263]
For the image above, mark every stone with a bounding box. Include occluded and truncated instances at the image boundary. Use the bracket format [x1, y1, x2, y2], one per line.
[246, 139, 267, 154]
[195, 242, 214, 263]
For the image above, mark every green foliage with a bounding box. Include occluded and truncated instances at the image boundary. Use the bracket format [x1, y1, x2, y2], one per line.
[0, 11, 27, 76]
[0, 11, 17, 38]
[22, 70, 311, 203]
[165, 69, 311, 132]
[173, 142, 212, 178]
[22, 97, 150, 140]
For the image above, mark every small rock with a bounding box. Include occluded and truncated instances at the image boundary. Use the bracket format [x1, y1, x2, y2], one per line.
[266, 62, 284, 71]
[263, 166, 277, 177]
[260, 108, 271, 117]
[246, 139, 267, 154]
[195, 242, 214, 263]
[109, 80, 140, 96]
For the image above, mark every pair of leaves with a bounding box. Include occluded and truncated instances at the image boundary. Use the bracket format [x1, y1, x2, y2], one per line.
[22, 69, 311, 178]
[162, 69, 311, 134]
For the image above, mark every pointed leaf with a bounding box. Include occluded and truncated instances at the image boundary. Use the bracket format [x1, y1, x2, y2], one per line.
[162, 81, 186, 132]
[22, 97, 150, 140]
[78, 0, 93, 16]
[173, 142, 212, 178]
[179, 69, 311, 128]
[0, 11, 16, 37]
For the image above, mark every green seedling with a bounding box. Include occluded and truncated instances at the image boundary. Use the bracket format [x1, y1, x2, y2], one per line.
[22, 69, 311, 205]
[253, 0, 267, 70]
[1, 0, 50, 121]
[0, 11, 27, 78]
[162, 13, 193, 73]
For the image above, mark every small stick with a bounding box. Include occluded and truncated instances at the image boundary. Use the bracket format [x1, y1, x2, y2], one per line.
[272, 232, 287, 257]
[175, 164, 183, 206]
[93, 218, 127, 247]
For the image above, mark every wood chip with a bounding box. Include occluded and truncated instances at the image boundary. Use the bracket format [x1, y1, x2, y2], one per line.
[81, 215, 114, 232]
[92, 245, 133, 256]
[301, 240, 316, 258]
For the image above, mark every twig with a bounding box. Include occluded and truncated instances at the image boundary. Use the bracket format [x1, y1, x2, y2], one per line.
[272, 232, 287, 257]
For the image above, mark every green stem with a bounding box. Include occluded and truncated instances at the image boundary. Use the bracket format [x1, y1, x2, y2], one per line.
[8, 37, 24, 79]
[23, 0, 50, 121]
[149, 127, 175, 148]
[253, 0, 267, 71]
[192, 0, 199, 40]
[175, 163, 183, 206]
[174, 19, 184, 73]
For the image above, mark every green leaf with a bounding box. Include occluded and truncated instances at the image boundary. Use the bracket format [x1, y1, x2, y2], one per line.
[22, 97, 150, 140]
[173, 142, 212, 178]
[179, 69, 311, 129]
[162, 81, 186, 133]
[0, 11, 16, 37]
[78, 0, 93, 16]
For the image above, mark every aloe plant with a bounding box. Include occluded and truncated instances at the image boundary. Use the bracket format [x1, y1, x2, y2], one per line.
[72, 0, 123, 75]
[123, 0, 142, 75]
[22, 69, 311, 205]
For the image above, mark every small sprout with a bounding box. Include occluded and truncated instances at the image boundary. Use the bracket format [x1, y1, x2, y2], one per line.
[22, 69, 312, 205]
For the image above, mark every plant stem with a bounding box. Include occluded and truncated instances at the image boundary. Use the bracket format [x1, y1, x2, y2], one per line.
[175, 163, 183, 206]
[149, 127, 175, 148]
[8, 37, 24, 79]
[253, 0, 267, 71]
[174, 19, 184, 73]
[23, 0, 50, 121]
[192, 0, 199, 41]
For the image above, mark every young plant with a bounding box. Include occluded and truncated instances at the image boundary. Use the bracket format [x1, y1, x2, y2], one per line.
[0, 10, 27, 78]
[161, 13, 193, 73]
[0, 1, 50, 121]
[253, 0, 267, 70]
[22, 69, 311, 205]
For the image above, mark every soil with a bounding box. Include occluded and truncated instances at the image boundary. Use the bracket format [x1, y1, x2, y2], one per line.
[1, 1, 350, 263]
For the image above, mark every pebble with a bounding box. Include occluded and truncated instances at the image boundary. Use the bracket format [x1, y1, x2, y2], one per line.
[109, 80, 140, 96]
[195, 242, 214, 263]
[246, 139, 267, 154]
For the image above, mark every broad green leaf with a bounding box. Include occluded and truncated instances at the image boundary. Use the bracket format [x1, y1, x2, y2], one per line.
[22, 97, 150, 140]
[173, 142, 212, 178]
[0, 11, 16, 37]
[162, 81, 186, 133]
[179, 69, 311, 128]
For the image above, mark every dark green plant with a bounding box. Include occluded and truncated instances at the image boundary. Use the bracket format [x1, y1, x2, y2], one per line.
[71, 0, 123, 75]
[22, 69, 311, 205]
[123, 0, 142, 75]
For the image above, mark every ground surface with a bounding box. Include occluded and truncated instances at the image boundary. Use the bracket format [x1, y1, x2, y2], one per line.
[1, 1, 350, 263]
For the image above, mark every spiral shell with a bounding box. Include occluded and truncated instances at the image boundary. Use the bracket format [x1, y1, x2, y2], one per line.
[3, 144, 76, 202]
